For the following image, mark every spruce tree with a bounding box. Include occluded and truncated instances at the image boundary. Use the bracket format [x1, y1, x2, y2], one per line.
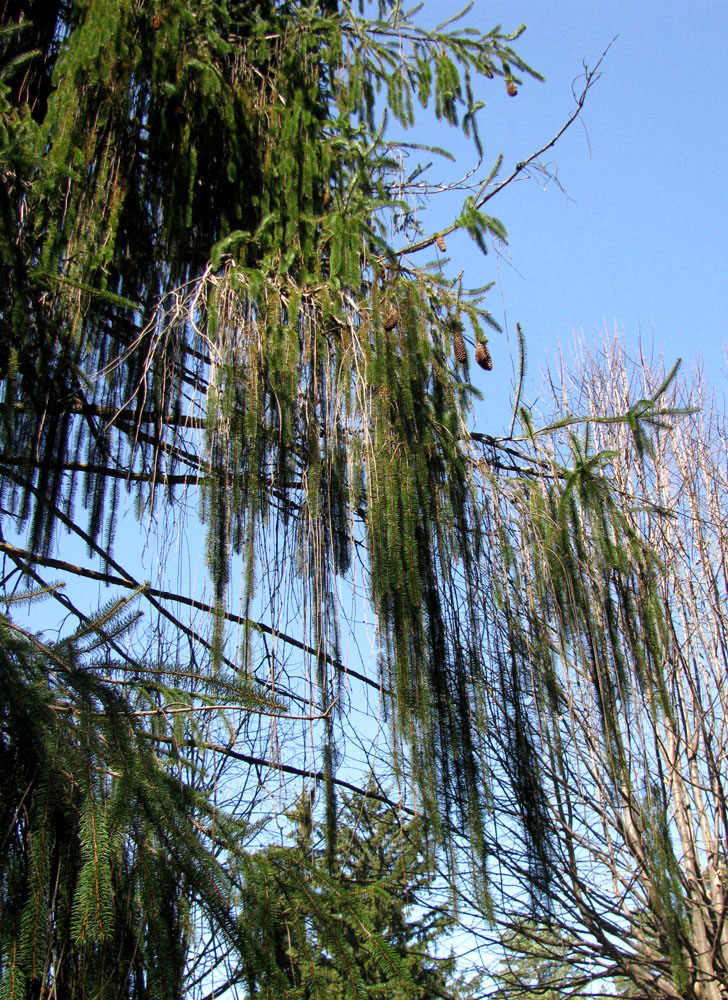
[0, 595, 264, 1000]
[0, 1, 563, 995]
[1, 3, 662, 999]
[264, 791, 478, 999]
[0, 0, 551, 880]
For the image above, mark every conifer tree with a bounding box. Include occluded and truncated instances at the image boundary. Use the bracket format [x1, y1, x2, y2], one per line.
[5, 2, 715, 997]
[0, 1, 632, 997]
[0, 596, 267, 1000]
[2, 596, 456, 1000]
[0, 0, 564, 882]
[264, 791, 479, 999]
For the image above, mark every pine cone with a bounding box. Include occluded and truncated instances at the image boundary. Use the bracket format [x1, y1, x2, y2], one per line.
[436, 234, 447, 252]
[383, 307, 399, 331]
[506, 79, 518, 97]
[452, 326, 467, 363]
[475, 342, 492, 370]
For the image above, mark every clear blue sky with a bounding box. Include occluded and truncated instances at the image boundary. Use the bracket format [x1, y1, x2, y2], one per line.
[411, 0, 728, 433]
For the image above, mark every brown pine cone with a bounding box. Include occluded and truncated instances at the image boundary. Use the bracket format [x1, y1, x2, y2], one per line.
[475, 342, 492, 370]
[383, 307, 399, 331]
[452, 327, 467, 363]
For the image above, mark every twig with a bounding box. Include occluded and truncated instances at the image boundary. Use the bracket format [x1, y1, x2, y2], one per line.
[396, 44, 612, 258]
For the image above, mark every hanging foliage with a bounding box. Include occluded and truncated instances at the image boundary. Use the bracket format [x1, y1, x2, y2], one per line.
[0, 0, 546, 883]
[467, 337, 728, 997]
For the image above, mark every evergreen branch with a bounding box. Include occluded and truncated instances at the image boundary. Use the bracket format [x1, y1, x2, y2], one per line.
[36, 272, 142, 312]
[509, 398, 695, 442]
[0, 456, 194, 485]
[508, 322, 527, 440]
[0, 526, 144, 673]
[5, 400, 208, 428]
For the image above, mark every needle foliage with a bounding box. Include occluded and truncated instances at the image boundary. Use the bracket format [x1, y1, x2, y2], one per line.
[3, 4, 711, 999]
[0, 0, 541, 878]
[4, 2, 666, 998]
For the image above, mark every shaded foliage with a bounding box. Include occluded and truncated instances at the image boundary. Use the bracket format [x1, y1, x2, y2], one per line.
[266, 791, 477, 999]
[0, 596, 247, 1000]
[0, 0, 544, 889]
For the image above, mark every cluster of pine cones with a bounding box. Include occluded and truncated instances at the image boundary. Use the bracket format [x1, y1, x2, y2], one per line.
[382, 305, 492, 372]
[452, 325, 492, 370]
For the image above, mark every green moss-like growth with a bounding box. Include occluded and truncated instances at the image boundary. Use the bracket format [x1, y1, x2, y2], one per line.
[0, 0, 542, 910]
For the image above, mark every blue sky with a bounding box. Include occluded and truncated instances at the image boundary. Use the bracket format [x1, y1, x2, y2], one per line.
[411, 0, 728, 433]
